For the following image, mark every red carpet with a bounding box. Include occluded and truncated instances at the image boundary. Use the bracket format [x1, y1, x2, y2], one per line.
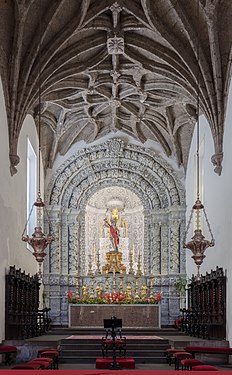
[0, 370, 230, 374]
[96, 357, 135, 369]
[67, 335, 163, 340]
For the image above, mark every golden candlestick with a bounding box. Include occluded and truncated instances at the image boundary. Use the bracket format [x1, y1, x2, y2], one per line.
[104, 240, 107, 260]
[149, 276, 154, 298]
[135, 277, 140, 300]
[105, 275, 109, 294]
[140, 283, 148, 300]
[125, 221, 128, 237]
[90, 275, 95, 298]
[82, 283, 89, 299]
[100, 220, 103, 238]
[128, 248, 134, 275]
[93, 243, 96, 264]
[119, 274, 124, 293]
[88, 253, 94, 276]
[75, 271, 80, 298]
[136, 249, 142, 276]
[95, 249, 101, 275]
[113, 270, 116, 292]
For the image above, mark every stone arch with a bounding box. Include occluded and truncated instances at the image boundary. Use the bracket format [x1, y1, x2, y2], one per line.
[46, 138, 185, 209]
[44, 139, 186, 327]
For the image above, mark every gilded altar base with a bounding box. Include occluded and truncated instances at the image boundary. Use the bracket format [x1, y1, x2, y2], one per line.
[102, 251, 126, 274]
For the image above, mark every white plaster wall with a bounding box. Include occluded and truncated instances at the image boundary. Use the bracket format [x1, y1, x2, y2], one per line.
[0, 78, 39, 342]
[186, 81, 232, 344]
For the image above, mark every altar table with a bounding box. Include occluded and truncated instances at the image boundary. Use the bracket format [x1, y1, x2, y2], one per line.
[69, 304, 160, 328]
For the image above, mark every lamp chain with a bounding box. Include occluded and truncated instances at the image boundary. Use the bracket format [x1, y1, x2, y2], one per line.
[203, 207, 215, 243]
[38, 0, 42, 196]
[183, 208, 194, 244]
[196, 0, 200, 201]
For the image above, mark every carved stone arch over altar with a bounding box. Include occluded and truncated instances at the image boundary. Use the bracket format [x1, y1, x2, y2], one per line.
[44, 138, 186, 327]
[47, 139, 185, 209]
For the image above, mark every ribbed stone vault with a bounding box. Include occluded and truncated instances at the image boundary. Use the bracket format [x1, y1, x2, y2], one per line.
[0, 0, 231, 176]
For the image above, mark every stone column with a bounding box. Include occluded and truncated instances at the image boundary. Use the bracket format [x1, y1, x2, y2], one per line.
[169, 219, 180, 274]
[179, 217, 187, 274]
[65, 210, 79, 274]
[45, 207, 63, 275]
[143, 210, 150, 275]
[79, 209, 87, 275]
[160, 223, 169, 275]
[150, 222, 161, 275]
[60, 212, 69, 275]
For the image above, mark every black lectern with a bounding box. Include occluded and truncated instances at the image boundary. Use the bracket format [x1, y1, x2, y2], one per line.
[103, 317, 122, 370]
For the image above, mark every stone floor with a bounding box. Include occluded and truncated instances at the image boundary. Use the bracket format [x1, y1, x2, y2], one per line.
[0, 362, 231, 371]
[32, 362, 232, 371]
[2, 331, 232, 371]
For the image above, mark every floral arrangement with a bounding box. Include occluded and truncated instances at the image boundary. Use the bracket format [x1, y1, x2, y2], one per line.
[67, 290, 161, 305]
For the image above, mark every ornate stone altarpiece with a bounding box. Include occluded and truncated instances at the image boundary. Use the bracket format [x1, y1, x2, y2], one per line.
[44, 139, 186, 327]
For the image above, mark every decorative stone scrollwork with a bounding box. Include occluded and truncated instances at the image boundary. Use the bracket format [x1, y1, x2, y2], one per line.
[44, 138, 186, 327]
[46, 139, 184, 208]
[170, 220, 181, 274]
[160, 224, 169, 275]
[151, 223, 161, 275]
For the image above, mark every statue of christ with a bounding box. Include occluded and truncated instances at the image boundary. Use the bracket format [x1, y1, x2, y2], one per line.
[104, 218, 120, 252]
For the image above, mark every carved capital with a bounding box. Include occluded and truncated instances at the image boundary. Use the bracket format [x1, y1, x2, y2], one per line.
[9, 153, 20, 176]
[211, 152, 223, 175]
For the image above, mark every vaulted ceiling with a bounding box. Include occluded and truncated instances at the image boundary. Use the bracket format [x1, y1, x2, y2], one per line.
[0, 0, 231, 176]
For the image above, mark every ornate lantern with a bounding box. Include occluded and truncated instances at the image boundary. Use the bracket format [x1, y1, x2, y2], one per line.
[22, 193, 54, 276]
[183, 199, 215, 277]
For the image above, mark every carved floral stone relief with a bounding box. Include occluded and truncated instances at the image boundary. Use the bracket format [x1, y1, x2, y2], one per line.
[44, 139, 186, 326]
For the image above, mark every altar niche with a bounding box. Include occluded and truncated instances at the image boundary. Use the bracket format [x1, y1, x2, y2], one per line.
[85, 195, 144, 277]
[44, 139, 186, 327]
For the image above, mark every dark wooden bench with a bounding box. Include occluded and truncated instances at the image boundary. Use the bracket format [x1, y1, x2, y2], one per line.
[184, 346, 232, 362]
[0, 346, 17, 365]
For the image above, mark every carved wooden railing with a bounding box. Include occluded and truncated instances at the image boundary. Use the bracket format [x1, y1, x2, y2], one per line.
[179, 267, 226, 340]
[5, 265, 51, 339]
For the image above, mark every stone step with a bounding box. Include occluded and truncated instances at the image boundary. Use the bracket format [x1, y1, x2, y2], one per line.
[59, 343, 170, 350]
[58, 337, 170, 364]
[60, 350, 167, 357]
[59, 355, 167, 364]
[57, 327, 171, 364]
[60, 339, 169, 345]
[49, 327, 182, 336]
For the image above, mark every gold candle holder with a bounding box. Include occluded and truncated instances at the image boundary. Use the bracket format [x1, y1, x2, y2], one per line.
[90, 275, 95, 298]
[134, 277, 140, 300]
[136, 250, 142, 276]
[128, 249, 134, 275]
[119, 274, 124, 293]
[113, 269, 116, 292]
[105, 275, 109, 294]
[75, 271, 80, 298]
[149, 276, 154, 298]
[88, 253, 94, 276]
[95, 249, 101, 275]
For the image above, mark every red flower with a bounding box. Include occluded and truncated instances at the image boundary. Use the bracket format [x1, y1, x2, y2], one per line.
[67, 290, 73, 302]
[155, 292, 161, 302]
